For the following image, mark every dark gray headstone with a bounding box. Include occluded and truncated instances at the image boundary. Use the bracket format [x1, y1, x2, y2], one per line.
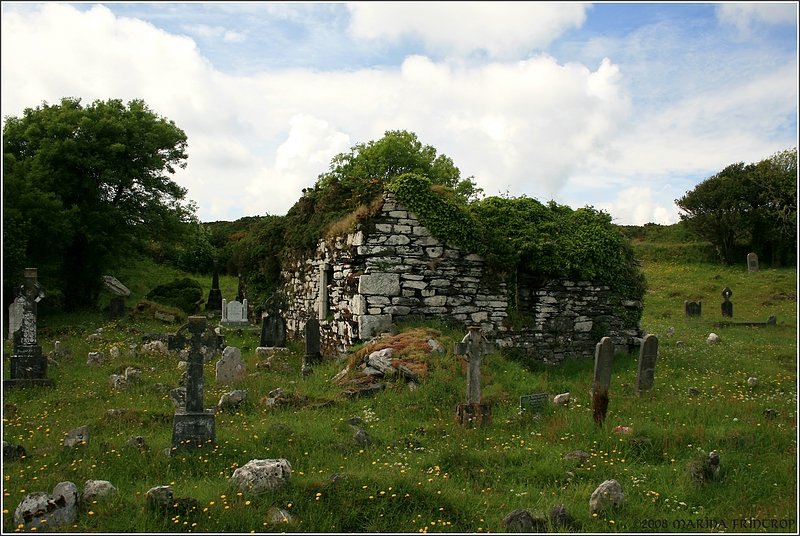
[206, 265, 222, 312]
[635, 334, 658, 394]
[747, 252, 759, 272]
[171, 316, 215, 450]
[304, 317, 321, 363]
[591, 337, 614, 425]
[721, 287, 733, 318]
[109, 296, 125, 320]
[260, 314, 287, 347]
[684, 300, 702, 317]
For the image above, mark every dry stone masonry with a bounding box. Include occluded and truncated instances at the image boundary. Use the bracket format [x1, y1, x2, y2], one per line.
[281, 192, 642, 361]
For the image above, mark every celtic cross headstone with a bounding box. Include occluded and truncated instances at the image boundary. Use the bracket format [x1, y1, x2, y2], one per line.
[5, 268, 53, 388]
[454, 326, 495, 427]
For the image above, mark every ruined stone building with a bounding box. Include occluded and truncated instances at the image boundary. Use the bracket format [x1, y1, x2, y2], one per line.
[281, 192, 643, 362]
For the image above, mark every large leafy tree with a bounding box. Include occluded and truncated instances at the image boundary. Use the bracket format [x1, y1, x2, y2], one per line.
[3, 97, 195, 309]
[676, 148, 797, 266]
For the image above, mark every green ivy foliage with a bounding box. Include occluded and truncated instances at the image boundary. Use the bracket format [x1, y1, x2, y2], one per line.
[391, 175, 645, 300]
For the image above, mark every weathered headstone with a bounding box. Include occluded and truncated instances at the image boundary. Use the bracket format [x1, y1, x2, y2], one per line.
[7, 297, 24, 341]
[171, 316, 216, 450]
[519, 393, 550, 415]
[721, 287, 733, 318]
[684, 300, 702, 317]
[260, 314, 287, 348]
[5, 268, 52, 389]
[635, 334, 658, 395]
[301, 317, 322, 374]
[591, 337, 614, 425]
[747, 252, 759, 272]
[102, 275, 131, 297]
[206, 263, 223, 313]
[454, 326, 495, 427]
[221, 299, 249, 327]
[215, 346, 246, 385]
[109, 296, 126, 320]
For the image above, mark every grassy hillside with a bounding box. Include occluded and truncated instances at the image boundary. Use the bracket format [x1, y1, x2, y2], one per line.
[2, 255, 796, 533]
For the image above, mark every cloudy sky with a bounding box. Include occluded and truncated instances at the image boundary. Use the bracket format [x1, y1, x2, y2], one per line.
[2, 2, 797, 225]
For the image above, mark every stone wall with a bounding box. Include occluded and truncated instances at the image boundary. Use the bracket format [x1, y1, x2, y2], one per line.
[281, 192, 642, 361]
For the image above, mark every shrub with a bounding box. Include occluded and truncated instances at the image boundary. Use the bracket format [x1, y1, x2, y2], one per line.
[145, 277, 203, 314]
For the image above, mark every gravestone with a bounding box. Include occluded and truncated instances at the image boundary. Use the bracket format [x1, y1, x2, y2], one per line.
[168, 322, 224, 363]
[5, 268, 53, 389]
[205, 263, 222, 313]
[301, 317, 322, 374]
[635, 334, 659, 395]
[103, 275, 129, 321]
[747, 252, 759, 272]
[171, 316, 216, 450]
[519, 393, 550, 415]
[720, 287, 733, 318]
[684, 300, 702, 317]
[215, 346, 246, 385]
[260, 314, 287, 348]
[454, 326, 495, 427]
[7, 297, 24, 341]
[236, 273, 246, 303]
[221, 299, 249, 327]
[591, 337, 614, 425]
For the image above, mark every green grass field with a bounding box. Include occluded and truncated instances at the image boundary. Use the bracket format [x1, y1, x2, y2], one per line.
[2, 257, 797, 533]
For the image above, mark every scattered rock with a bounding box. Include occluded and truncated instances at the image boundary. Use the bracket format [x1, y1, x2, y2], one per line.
[763, 408, 777, 419]
[109, 346, 122, 359]
[552, 392, 570, 405]
[151, 383, 171, 395]
[266, 506, 294, 525]
[353, 428, 371, 446]
[146, 485, 174, 512]
[3, 440, 27, 461]
[564, 450, 591, 464]
[687, 387, 700, 396]
[549, 504, 576, 530]
[427, 339, 445, 353]
[63, 425, 89, 448]
[689, 450, 722, 485]
[82, 480, 117, 502]
[230, 459, 292, 494]
[706, 333, 720, 345]
[747, 376, 758, 387]
[218, 389, 248, 412]
[589, 479, 624, 514]
[501, 509, 547, 533]
[170, 387, 187, 409]
[87, 351, 105, 366]
[14, 481, 79, 531]
[666, 327, 675, 337]
[141, 340, 169, 356]
[125, 436, 149, 451]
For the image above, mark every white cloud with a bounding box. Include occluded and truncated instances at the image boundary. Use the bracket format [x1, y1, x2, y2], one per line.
[347, 2, 589, 58]
[717, 3, 797, 35]
[594, 186, 680, 226]
[1, 3, 795, 227]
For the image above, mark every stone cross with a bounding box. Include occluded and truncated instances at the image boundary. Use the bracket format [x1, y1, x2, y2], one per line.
[236, 273, 246, 303]
[591, 337, 614, 425]
[747, 252, 759, 272]
[635, 334, 659, 395]
[721, 287, 733, 318]
[454, 326, 495, 405]
[168, 322, 223, 362]
[6, 268, 52, 388]
[453, 326, 495, 427]
[171, 316, 216, 450]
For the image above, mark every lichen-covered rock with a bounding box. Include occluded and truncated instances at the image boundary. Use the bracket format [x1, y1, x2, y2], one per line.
[82, 480, 117, 502]
[63, 425, 89, 448]
[230, 459, 292, 494]
[14, 481, 79, 531]
[589, 479, 624, 514]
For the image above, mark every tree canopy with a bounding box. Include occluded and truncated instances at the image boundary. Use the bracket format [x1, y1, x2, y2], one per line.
[3, 97, 195, 309]
[676, 148, 797, 266]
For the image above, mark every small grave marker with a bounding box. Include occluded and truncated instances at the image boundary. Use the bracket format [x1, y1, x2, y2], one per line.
[684, 300, 702, 317]
[519, 393, 550, 415]
[721, 287, 733, 318]
[747, 252, 759, 272]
